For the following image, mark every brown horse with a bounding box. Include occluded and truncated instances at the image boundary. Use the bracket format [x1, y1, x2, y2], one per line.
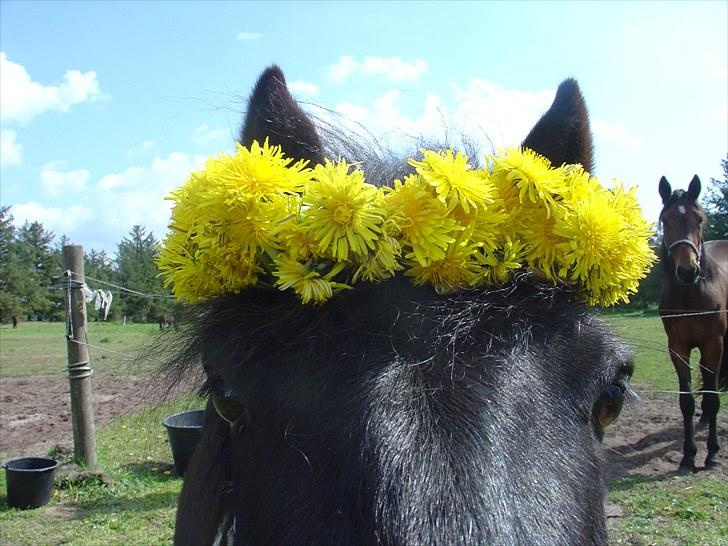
[658, 175, 728, 472]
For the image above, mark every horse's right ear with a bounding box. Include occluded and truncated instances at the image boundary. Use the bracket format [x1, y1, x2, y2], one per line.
[687, 175, 701, 201]
[659, 176, 672, 204]
[240, 65, 323, 164]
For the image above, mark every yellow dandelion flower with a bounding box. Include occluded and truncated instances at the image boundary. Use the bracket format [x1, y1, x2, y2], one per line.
[405, 236, 482, 294]
[449, 198, 507, 254]
[475, 239, 526, 285]
[553, 190, 627, 303]
[273, 255, 350, 304]
[159, 141, 654, 306]
[301, 160, 385, 261]
[352, 235, 403, 283]
[489, 148, 566, 215]
[220, 196, 283, 259]
[561, 163, 598, 202]
[409, 149, 494, 213]
[270, 194, 323, 261]
[385, 175, 461, 266]
[158, 140, 311, 300]
[521, 206, 567, 281]
[207, 139, 312, 198]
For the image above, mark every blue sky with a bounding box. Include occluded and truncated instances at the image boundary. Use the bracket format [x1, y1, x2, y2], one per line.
[1, 1, 726, 255]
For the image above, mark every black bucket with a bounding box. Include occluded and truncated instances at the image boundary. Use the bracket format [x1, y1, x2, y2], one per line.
[3, 456, 60, 509]
[163, 409, 204, 476]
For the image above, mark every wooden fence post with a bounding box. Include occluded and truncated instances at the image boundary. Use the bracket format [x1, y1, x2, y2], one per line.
[63, 245, 97, 468]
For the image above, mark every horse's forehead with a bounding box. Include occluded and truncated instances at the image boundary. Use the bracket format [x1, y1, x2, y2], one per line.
[662, 191, 702, 222]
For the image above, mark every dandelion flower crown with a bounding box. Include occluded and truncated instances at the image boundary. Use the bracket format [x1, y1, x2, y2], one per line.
[158, 139, 655, 307]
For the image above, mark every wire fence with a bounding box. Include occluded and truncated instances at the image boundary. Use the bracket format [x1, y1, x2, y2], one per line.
[58, 271, 728, 398]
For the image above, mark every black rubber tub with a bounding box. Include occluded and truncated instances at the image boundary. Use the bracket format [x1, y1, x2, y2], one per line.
[163, 409, 204, 476]
[3, 456, 60, 509]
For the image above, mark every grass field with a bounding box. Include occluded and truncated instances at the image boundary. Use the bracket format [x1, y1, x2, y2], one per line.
[0, 396, 200, 545]
[0, 321, 162, 377]
[1, 314, 726, 545]
[600, 309, 677, 393]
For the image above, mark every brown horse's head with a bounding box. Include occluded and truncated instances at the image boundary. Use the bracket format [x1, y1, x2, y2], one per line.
[659, 175, 706, 285]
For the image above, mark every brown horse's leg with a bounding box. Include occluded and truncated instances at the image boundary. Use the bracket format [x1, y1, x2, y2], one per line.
[669, 344, 697, 472]
[700, 339, 723, 469]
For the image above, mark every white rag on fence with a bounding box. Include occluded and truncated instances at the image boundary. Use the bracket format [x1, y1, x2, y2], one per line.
[82, 287, 114, 320]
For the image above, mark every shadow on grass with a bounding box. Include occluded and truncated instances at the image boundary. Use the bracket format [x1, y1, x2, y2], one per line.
[606, 424, 683, 477]
[122, 461, 179, 481]
[75, 488, 179, 516]
[608, 464, 726, 493]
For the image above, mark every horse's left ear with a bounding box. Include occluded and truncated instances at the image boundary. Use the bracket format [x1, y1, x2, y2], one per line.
[687, 175, 701, 201]
[522, 79, 594, 171]
[240, 65, 324, 164]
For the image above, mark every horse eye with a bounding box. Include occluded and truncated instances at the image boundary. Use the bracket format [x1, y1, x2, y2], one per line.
[592, 383, 625, 430]
[209, 379, 246, 432]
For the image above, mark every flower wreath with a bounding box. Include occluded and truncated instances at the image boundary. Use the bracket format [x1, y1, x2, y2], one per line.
[157, 140, 655, 307]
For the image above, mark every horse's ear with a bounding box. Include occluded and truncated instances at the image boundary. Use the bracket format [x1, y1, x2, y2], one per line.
[659, 176, 672, 204]
[522, 79, 594, 171]
[240, 65, 323, 164]
[687, 175, 701, 201]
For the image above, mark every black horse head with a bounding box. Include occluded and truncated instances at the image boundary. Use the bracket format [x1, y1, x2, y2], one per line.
[169, 67, 633, 546]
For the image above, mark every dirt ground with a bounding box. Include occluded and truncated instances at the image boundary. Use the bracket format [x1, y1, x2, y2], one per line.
[1, 374, 726, 480]
[0, 373, 196, 460]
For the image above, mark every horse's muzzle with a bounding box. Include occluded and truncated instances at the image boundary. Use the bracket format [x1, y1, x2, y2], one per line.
[675, 264, 700, 285]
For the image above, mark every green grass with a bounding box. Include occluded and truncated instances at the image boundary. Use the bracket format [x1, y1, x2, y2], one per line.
[0, 395, 203, 546]
[600, 309, 677, 392]
[609, 475, 728, 545]
[600, 310, 728, 545]
[0, 322, 162, 377]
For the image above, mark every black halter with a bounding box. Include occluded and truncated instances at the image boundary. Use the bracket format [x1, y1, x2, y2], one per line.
[662, 236, 702, 261]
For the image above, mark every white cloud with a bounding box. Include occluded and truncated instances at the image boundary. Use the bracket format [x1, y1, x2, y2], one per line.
[94, 152, 207, 247]
[191, 124, 229, 145]
[329, 56, 357, 82]
[1, 129, 23, 166]
[12, 201, 93, 235]
[334, 102, 369, 125]
[126, 139, 156, 158]
[235, 32, 262, 41]
[289, 80, 320, 98]
[592, 119, 643, 150]
[40, 163, 91, 196]
[0, 52, 103, 124]
[98, 152, 204, 191]
[328, 56, 428, 83]
[362, 57, 428, 81]
[327, 78, 553, 155]
[450, 78, 553, 151]
[10, 152, 207, 252]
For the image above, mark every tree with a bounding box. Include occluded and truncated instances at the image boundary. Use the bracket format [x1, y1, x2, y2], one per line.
[704, 155, 728, 240]
[86, 248, 115, 284]
[15, 221, 58, 320]
[0, 207, 22, 321]
[115, 225, 170, 322]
